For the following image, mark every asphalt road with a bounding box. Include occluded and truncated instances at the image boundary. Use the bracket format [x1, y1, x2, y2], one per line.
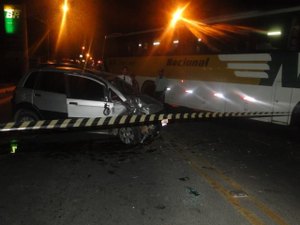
[0, 94, 299, 225]
[0, 119, 299, 225]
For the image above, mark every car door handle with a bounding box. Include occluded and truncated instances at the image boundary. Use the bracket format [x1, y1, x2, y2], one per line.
[34, 93, 41, 97]
[69, 102, 78, 105]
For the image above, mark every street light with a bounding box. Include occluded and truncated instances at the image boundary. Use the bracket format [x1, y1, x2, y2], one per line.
[170, 8, 184, 27]
[170, 4, 189, 28]
[56, 0, 69, 53]
[62, 2, 69, 13]
[101, 4, 189, 59]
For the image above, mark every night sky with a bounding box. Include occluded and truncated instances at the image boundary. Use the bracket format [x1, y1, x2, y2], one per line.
[26, 0, 300, 59]
[99, 0, 300, 32]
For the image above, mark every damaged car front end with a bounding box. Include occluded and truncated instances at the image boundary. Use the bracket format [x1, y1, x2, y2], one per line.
[106, 76, 165, 145]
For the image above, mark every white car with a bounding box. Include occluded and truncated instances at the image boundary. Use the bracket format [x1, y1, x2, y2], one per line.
[12, 64, 164, 144]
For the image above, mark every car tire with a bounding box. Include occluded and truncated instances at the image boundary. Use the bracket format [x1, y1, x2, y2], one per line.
[118, 127, 141, 145]
[14, 109, 39, 123]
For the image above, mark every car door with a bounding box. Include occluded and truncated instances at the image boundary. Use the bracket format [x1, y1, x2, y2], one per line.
[66, 75, 114, 118]
[33, 71, 68, 119]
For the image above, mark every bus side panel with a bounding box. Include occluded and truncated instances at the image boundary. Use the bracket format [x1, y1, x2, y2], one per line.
[106, 53, 300, 125]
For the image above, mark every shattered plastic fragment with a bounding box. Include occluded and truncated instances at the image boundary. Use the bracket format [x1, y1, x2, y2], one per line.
[186, 187, 200, 196]
[179, 176, 190, 181]
[230, 190, 248, 198]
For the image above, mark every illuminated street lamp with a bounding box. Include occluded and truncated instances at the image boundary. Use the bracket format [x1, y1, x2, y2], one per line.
[169, 4, 189, 28]
[62, 2, 69, 13]
[170, 8, 184, 27]
[102, 5, 189, 59]
[56, 0, 69, 52]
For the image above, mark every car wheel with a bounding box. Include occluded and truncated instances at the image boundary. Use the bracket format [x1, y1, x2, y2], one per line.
[14, 109, 39, 123]
[118, 127, 141, 145]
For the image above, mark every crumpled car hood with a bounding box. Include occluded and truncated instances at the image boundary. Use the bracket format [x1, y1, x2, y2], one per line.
[126, 95, 164, 114]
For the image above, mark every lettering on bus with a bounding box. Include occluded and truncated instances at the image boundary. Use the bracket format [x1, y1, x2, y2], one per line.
[166, 57, 210, 67]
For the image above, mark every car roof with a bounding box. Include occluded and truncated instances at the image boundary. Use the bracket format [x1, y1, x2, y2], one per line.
[17, 63, 128, 103]
[30, 64, 118, 83]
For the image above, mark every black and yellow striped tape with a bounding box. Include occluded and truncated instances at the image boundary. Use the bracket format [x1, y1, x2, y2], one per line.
[0, 111, 289, 133]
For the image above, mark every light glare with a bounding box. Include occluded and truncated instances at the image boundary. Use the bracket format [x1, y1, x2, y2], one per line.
[214, 93, 225, 99]
[185, 90, 194, 94]
[267, 31, 281, 36]
[55, 0, 69, 53]
[243, 96, 257, 103]
[170, 4, 189, 28]
[62, 4, 69, 13]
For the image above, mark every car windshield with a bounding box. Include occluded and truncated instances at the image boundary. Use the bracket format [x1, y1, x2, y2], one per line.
[83, 69, 137, 96]
[109, 77, 136, 96]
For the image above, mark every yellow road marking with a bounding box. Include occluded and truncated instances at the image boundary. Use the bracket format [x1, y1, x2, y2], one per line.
[177, 149, 290, 225]
[177, 150, 265, 225]
[194, 154, 289, 225]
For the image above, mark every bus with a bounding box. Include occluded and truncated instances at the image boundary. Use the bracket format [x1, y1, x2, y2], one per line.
[103, 6, 300, 126]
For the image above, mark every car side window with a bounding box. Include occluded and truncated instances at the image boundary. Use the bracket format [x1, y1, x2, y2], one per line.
[24, 72, 39, 89]
[36, 71, 66, 94]
[67, 76, 106, 101]
[110, 89, 122, 101]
